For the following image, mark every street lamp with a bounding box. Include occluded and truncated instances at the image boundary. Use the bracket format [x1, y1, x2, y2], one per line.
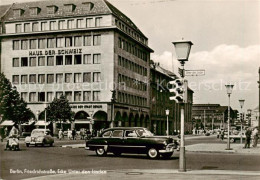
[238, 99, 245, 144]
[44, 103, 47, 130]
[172, 40, 193, 172]
[225, 83, 234, 150]
[165, 109, 170, 136]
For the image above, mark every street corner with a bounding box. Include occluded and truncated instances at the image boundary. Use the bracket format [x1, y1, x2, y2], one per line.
[186, 143, 236, 153]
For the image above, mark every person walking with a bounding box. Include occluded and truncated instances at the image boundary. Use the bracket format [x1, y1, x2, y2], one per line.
[221, 130, 224, 140]
[72, 129, 76, 140]
[58, 129, 63, 140]
[244, 127, 252, 148]
[252, 127, 259, 147]
[67, 129, 72, 140]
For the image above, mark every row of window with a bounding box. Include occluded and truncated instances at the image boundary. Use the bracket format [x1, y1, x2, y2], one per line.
[21, 90, 100, 103]
[118, 74, 147, 92]
[15, 17, 102, 33]
[13, 35, 101, 50]
[118, 37, 148, 62]
[12, 72, 101, 84]
[117, 91, 147, 107]
[115, 19, 147, 46]
[13, 54, 101, 67]
[118, 55, 147, 77]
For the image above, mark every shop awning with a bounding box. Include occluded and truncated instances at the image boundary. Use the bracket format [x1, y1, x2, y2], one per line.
[21, 121, 35, 126]
[74, 120, 90, 124]
[0, 120, 15, 126]
[35, 121, 50, 126]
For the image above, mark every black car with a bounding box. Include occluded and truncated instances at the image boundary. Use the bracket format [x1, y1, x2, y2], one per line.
[85, 127, 176, 159]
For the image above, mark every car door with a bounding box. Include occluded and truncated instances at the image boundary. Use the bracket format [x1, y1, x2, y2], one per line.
[124, 130, 146, 154]
[108, 130, 124, 152]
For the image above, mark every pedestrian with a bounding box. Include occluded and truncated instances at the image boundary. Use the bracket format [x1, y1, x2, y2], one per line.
[252, 127, 259, 147]
[221, 130, 224, 140]
[58, 129, 63, 140]
[72, 129, 76, 140]
[67, 129, 72, 140]
[4, 127, 8, 138]
[0, 128, 4, 142]
[244, 127, 252, 148]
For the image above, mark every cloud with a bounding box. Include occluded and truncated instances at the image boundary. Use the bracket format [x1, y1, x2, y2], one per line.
[151, 44, 260, 109]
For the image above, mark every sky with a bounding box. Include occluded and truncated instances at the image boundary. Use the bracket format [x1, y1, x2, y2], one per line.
[1, 0, 260, 112]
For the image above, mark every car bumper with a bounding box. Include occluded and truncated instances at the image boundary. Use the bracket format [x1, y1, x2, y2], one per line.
[159, 143, 175, 153]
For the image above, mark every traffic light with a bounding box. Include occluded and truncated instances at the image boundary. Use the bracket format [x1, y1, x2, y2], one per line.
[169, 79, 187, 103]
[239, 113, 243, 122]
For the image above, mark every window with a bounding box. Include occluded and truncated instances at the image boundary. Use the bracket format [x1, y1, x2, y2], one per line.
[93, 72, 101, 82]
[65, 37, 72, 47]
[21, 40, 28, 50]
[30, 7, 39, 16]
[74, 73, 82, 83]
[74, 36, 82, 47]
[86, 18, 93, 27]
[47, 56, 54, 66]
[112, 130, 123, 137]
[93, 35, 101, 46]
[24, 23, 30, 32]
[93, 54, 101, 64]
[21, 57, 28, 66]
[13, 9, 23, 17]
[65, 92, 72, 101]
[83, 73, 91, 83]
[95, 17, 102, 27]
[29, 74, 36, 84]
[56, 56, 63, 65]
[125, 130, 138, 137]
[56, 37, 64, 48]
[47, 74, 54, 83]
[38, 39, 45, 49]
[21, 75, 28, 84]
[15, 24, 22, 33]
[21, 92, 27, 101]
[30, 39, 37, 49]
[77, 19, 84, 28]
[56, 73, 63, 83]
[47, 6, 57, 14]
[29, 92, 36, 102]
[93, 91, 100, 101]
[74, 55, 82, 64]
[65, 73, 72, 83]
[58, 20, 66, 30]
[50, 21, 57, 30]
[47, 92, 53, 102]
[47, 38, 55, 48]
[83, 91, 91, 101]
[65, 55, 72, 65]
[13, 58, 19, 67]
[83, 54, 91, 64]
[13, 40, 20, 50]
[13, 75, 19, 84]
[84, 35, 91, 46]
[56, 92, 63, 98]
[103, 131, 112, 137]
[64, 4, 75, 13]
[38, 74, 45, 84]
[74, 91, 81, 101]
[32, 22, 39, 31]
[82, 2, 94, 11]
[41, 22, 47, 31]
[38, 56, 45, 66]
[68, 19, 74, 29]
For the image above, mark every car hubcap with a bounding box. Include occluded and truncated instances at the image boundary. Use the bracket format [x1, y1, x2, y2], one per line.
[149, 149, 157, 157]
[97, 149, 104, 155]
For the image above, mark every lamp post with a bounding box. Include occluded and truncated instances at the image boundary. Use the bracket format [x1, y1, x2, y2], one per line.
[165, 109, 170, 136]
[238, 99, 245, 144]
[225, 84, 234, 150]
[172, 40, 193, 172]
[44, 103, 47, 130]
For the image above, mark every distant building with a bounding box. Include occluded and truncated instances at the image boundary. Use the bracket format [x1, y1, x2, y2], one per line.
[192, 104, 236, 129]
[251, 106, 259, 128]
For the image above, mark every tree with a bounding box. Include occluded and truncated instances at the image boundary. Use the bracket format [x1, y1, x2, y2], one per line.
[0, 73, 33, 126]
[46, 94, 74, 130]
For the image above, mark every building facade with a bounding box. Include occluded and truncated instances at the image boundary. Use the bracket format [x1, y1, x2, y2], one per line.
[0, 0, 153, 133]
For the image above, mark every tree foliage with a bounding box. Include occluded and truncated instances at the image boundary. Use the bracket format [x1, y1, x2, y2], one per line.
[46, 94, 74, 127]
[0, 73, 33, 124]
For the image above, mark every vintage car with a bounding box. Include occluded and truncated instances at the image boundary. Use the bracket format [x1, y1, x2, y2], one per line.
[229, 132, 246, 143]
[25, 129, 54, 147]
[85, 127, 177, 159]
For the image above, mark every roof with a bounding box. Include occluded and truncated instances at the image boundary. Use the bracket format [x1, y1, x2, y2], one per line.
[150, 62, 177, 79]
[35, 121, 50, 126]
[103, 127, 145, 131]
[1, 0, 146, 38]
[0, 120, 14, 126]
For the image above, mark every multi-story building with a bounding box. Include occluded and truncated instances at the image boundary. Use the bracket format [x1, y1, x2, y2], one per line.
[150, 61, 193, 135]
[0, 0, 153, 133]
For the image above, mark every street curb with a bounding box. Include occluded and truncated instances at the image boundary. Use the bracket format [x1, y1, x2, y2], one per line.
[61, 144, 85, 148]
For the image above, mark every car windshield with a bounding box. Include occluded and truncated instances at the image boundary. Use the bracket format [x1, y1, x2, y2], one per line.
[136, 129, 153, 137]
[31, 130, 45, 137]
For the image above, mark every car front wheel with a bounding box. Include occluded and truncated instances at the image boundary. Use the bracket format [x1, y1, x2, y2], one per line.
[96, 147, 107, 156]
[147, 148, 159, 159]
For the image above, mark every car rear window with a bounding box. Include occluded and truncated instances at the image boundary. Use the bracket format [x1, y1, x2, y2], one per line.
[112, 130, 123, 137]
[102, 131, 111, 137]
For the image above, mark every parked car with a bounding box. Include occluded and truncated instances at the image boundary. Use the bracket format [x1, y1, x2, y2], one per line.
[229, 132, 246, 143]
[25, 129, 54, 147]
[85, 127, 177, 159]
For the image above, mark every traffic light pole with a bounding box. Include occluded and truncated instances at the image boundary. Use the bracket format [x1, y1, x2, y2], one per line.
[179, 103, 186, 172]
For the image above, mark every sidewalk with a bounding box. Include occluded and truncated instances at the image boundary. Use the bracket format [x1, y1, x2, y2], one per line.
[24, 169, 260, 180]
